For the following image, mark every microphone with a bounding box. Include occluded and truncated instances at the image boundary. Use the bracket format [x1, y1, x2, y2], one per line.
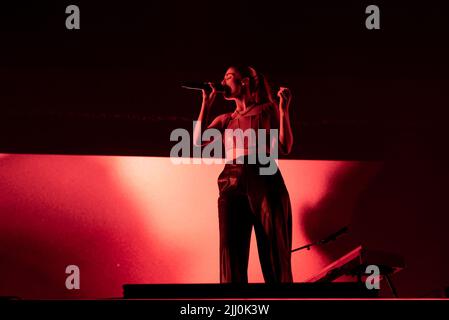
[181, 81, 226, 92]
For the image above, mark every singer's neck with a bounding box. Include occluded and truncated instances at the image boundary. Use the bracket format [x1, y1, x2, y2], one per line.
[235, 96, 254, 113]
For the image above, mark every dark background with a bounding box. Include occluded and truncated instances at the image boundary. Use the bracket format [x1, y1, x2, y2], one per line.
[1, 0, 448, 159]
[1, 0, 449, 298]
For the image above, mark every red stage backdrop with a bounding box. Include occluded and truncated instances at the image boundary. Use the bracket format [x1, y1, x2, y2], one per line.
[1, 154, 448, 298]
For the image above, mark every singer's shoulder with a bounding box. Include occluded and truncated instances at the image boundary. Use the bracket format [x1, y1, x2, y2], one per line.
[207, 112, 233, 130]
[216, 112, 233, 123]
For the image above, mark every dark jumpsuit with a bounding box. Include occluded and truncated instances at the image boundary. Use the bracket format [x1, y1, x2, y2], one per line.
[208, 101, 293, 283]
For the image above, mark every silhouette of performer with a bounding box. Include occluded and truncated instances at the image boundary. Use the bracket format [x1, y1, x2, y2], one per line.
[193, 66, 294, 283]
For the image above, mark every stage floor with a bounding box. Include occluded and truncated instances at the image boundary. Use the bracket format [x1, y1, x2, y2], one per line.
[123, 283, 379, 299]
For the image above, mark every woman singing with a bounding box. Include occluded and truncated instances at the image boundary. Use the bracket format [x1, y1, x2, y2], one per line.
[193, 66, 294, 283]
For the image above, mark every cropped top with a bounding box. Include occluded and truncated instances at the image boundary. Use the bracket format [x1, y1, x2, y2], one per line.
[206, 101, 281, 162]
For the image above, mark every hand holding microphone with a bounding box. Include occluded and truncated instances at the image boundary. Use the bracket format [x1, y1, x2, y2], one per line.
[202, 82, 219, 109]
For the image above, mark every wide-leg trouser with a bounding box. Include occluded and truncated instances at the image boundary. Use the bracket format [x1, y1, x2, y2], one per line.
[217, 160, 293, 283]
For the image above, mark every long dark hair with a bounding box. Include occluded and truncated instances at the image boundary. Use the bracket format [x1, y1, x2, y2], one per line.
[231, 65, 275, 105]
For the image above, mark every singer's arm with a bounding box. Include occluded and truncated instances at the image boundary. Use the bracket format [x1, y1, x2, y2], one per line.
[193, 101, 210, 147]
[193, 85, 221, 147]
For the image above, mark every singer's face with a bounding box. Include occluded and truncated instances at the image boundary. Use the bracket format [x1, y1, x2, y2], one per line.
[221, 67, 245, 100]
